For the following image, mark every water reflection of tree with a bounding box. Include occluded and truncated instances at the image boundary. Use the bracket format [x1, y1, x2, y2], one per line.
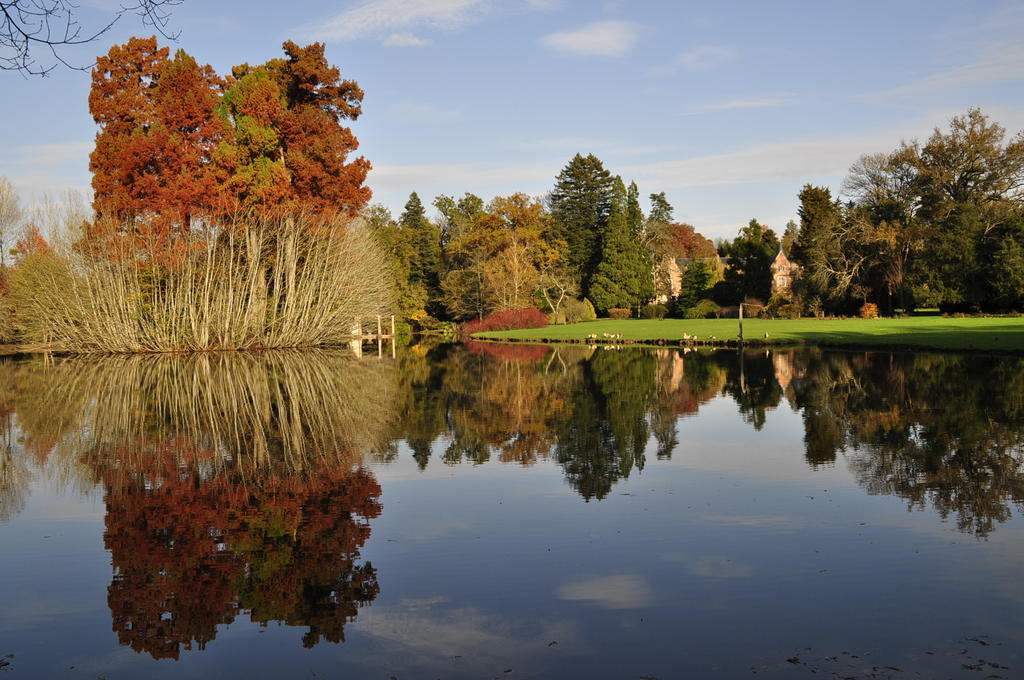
[103, 467, 381, 659]
[787, 350, 1024, 537]
[392, 343, 723, 499]
[721, 350, 784, 430]
[390, 344, 1024, 533]
[0, 351, 394, 657]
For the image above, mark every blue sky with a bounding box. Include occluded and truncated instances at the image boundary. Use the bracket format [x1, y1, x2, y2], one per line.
[2, 0, 1023, 240]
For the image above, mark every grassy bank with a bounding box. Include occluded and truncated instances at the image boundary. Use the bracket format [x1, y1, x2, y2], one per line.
[474, 317, 1024, 352]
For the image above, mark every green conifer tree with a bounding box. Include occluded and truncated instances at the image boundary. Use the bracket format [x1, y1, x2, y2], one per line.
[549, 153, 614, 293]
[399, 192, 442, 306]
[626, 181, 644, 237]
[648, 192, 674, 225]
[589, 178, 654, 313]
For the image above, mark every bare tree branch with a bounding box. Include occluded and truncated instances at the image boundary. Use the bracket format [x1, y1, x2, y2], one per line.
[0, 0, 181, 76]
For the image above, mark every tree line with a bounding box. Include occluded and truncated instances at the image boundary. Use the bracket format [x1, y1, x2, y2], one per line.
[367, 153, 718, 328]
[792, 108, 1024, 315]
[376, 108, 1024, 327]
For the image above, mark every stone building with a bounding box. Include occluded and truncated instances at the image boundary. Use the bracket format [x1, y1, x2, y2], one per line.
[655, 256, 726, 303]
[770, 248, 799, 297]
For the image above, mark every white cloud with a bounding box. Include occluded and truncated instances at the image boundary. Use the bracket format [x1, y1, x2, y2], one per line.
[299, 0, 487, 41]
[680, 46, 736, 70]
[298, 0, 551, 42]
[876, 42, 1024, 98]
[873, 4, 1024, 99]
[556, 574, 653, 609]
[372, 108, 1020, 196]
[651, 45, 737, 76]
[381, 32, 433, 47]
[504, 137, 673, 155]
[618, 123, 929, 190]
[5, 141, 92, 167]
[370, 161, 554, 192]
[541, 20, 639, 57]
[693, 94, 792, 112]
[393, 100, 461, 123]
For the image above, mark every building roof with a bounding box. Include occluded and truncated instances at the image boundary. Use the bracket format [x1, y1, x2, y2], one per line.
[771, 248, 795, 271]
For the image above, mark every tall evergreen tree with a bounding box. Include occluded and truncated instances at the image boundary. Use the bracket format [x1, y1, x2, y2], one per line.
[781, 220, 799, 254]
[549, 153, 614, 293]
[589, 178, 654, 313]
[648, 192, 674, 225]
[792, 185, 844, 303]
[674, 260, 714, 312]
[626, 181, 644, 237]
[399, 192, 442, 304]
[718, 219, 779, 304]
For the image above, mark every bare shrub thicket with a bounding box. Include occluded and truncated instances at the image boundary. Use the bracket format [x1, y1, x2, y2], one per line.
[13, 207, 393, 352]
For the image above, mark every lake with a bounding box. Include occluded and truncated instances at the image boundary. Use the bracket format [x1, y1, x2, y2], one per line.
[1, 344, 1022, 679]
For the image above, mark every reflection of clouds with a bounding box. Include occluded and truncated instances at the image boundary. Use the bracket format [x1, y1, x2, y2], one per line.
[399, 595, 450, 610]
[556, 574, 653, 610]
[356, 604, 580, 674]
[661, 552, 754, 578]
[392, 515, 478, 542]
[0, 597, 99, 633]
[701, 513, 803, 530]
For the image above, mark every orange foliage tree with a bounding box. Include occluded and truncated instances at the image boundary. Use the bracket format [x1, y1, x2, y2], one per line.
[89, 37, 225, 239]
[89, 37, 370, 239]
[665, 222, 717, 258]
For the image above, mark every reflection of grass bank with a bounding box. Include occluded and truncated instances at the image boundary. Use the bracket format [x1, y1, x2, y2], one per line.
[475, 317, 1024, 352]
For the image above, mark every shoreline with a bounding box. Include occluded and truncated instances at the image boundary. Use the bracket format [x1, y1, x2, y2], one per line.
[471, 317, 1024, 354]
[469, 334, 1024, 356]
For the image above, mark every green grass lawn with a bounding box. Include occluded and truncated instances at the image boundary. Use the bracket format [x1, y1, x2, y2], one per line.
[475, 317, 1024, 352]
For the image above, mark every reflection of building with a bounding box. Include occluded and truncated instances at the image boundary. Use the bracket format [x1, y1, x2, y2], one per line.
[770, 249, 799, 296]
[773, 351, 795, 391]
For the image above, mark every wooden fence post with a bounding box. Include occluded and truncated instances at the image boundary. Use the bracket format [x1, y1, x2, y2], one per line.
[738, 303, 744, 344]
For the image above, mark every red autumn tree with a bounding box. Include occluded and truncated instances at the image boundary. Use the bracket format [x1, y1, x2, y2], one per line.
[11, 224, 51, 260]
[219, 41, 371, 217]
[89, 36, 166, 223]
[88, 37, 370, 239]
[89, 37, 226, 239]
[665, 222, 717, 258]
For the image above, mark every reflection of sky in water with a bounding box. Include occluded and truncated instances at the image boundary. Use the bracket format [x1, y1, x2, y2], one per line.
[1, 347, 1023, 678]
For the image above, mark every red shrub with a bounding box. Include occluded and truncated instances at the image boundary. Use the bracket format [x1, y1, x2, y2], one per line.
[463, 307, 548, 334]
[860, 302, 879, 319]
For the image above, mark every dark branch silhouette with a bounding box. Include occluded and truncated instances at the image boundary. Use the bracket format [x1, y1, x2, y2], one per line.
[0, 0, 181, 76]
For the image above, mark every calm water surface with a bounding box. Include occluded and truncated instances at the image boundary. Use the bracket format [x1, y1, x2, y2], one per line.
[1, 344, 1023, 679]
